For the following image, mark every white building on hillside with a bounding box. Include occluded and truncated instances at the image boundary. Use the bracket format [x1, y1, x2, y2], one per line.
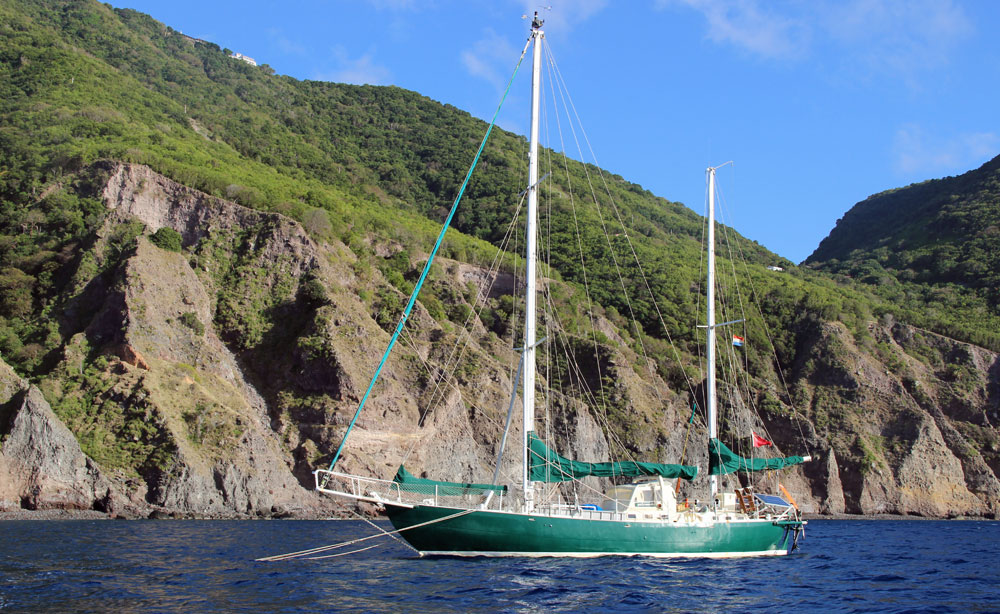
[230, 52, 257, 66]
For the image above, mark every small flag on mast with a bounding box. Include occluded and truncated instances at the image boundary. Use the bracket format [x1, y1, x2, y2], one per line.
[732, 335, 744, 347]
[752, 431, 772, 447]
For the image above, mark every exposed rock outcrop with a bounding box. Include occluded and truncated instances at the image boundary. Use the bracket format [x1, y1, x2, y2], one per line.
[0, 359, 120, 513]
[773, 320, 1000, 517]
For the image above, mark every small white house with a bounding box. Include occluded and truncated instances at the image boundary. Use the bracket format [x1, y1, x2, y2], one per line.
[230, 52, 258, 67]
[766, 265, 784, 272]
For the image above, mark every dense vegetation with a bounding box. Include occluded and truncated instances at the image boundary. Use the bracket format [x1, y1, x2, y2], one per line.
[805, 155, 1000, 350]
[0, 0, 779, 375]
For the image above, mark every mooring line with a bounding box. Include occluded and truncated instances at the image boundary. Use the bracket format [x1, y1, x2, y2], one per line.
[256, 507, 477, 562]
[350, 509, 420, 555]
[305, 543, 385, 559]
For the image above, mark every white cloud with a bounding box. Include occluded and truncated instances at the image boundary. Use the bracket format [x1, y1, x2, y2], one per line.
[893, 124, 998, 176]
[266, 28, 306, 56]
[822, 0, 972, 82]
[315, 46, 392, 85]
[659, 0, 809, 60]
[461, 29, 520, 92]
[363, 0, 421, 10]
[520, 0, 608, 37]
[462, 1, 608, 91]
[659, 0, 973, 81]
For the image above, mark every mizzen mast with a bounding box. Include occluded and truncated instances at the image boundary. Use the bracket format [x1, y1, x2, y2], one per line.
[706, 165, 719, 503]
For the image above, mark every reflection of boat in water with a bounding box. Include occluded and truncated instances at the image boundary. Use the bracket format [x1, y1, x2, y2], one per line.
[316, 12, 809, 557]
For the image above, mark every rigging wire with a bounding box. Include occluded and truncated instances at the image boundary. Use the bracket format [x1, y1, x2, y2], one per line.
[546, 53, 653, 391]
[546, 50, 702, 407]
[257, 507, 478, 562]
[713, 171, 763, 474]
[712, 167, 810, 450]
[325, 36, 534, 472]
[705, 165, 812, 492]
[546, 47, 707, 483]
[393, 194, 528, 476]
[542, 42, 641, 467]
[414, 193, 525, 425]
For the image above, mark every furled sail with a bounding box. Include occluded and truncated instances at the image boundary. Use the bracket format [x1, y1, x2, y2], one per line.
[529, 432, 699, 482]
[393, 466, 507, 495]
[708, 438, 805, 476]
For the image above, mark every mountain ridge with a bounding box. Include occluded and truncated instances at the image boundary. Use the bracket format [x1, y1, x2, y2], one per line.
[805, 153, 1000, 350]
[807, 154, 1000, 285]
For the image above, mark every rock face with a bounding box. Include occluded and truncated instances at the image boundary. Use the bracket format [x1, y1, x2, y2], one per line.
[768, 320, 1000, 517]
[3, 163, 340, 518]
[2, 162, 998, 519]
[0, 360, 115, 512]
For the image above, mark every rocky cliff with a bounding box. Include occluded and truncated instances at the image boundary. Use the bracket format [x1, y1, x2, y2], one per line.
[2, 162, 998, 518]
[0, 359, 116, 512]
[770, 319, 1000, 516]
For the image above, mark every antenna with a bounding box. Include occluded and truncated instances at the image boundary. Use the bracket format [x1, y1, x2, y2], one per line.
[523, 6, 552, 21]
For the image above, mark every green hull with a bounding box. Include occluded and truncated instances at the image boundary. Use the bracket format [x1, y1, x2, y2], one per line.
[385, 504, 800, 558]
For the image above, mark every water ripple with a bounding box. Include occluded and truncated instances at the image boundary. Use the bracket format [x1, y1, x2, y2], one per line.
[2, 519, 999, 612]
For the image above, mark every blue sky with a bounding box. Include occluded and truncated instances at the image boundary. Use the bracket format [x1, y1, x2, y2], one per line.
[110, 0, 1000, 263]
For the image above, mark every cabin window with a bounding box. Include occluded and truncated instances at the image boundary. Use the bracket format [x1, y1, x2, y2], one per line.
[633, 486, 661, 508]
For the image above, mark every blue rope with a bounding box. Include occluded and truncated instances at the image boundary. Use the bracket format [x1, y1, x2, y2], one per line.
[326, 38, 533, 472]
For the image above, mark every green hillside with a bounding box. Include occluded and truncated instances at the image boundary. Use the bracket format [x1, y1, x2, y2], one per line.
[805, 155, 1000, 349]
[1, 0, 995, 376]
[0, 0, 810, 374]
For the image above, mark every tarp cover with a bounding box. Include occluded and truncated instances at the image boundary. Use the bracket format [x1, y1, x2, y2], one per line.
[392, 466, 506, 495]
[708, 438, 805, 476]
[529, 431, 698, 482]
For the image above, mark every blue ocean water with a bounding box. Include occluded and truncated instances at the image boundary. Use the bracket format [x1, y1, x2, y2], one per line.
[1, 518, 998, 613]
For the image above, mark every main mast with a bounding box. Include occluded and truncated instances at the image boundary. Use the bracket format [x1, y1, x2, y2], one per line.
[706, 166, 719, 503]
[522, 13, 544, 512]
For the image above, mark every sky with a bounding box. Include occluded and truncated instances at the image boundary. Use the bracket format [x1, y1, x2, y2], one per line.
[109, 0, 1000, 263]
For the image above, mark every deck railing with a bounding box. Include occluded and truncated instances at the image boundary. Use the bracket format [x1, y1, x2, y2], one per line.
[314, 470, 506, 511]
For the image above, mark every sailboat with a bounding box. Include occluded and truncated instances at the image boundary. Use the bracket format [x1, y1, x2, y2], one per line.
[315, 14, 809, 557]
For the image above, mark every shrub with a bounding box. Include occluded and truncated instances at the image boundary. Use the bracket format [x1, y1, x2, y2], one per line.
[179, 311, 205, 335]
[150, 227, 183, 252]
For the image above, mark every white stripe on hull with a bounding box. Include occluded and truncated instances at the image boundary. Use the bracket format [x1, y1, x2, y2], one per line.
[418, 549, 790, 559]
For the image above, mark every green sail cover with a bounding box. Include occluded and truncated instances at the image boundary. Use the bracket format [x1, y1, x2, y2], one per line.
[393, 466, 507, 495]
[529, 431, 698, 482]
[708, 438, 805, 476]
